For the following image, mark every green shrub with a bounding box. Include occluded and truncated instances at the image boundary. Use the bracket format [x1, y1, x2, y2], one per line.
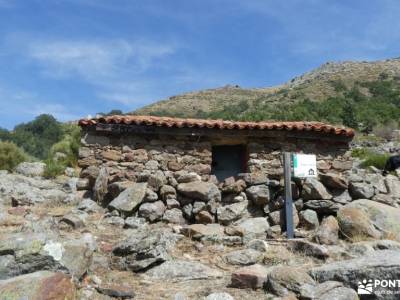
[43, 158, 67, 178]
[0, 141, 28, 171]
[352, 147, 390, 170]
[43, 124, 81, 178]
[360, 152, 390, 170]
[48, 124, 80, 168]
[351, 147, 371, 159]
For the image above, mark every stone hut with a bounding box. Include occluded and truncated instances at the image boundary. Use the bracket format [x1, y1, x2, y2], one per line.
[77, 115, 355, 229]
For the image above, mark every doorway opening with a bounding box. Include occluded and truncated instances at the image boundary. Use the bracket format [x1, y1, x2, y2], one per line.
[211, 145, 247, 181]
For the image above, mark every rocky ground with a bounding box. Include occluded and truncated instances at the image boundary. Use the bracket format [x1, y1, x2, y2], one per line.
[1, 163, 400, 299]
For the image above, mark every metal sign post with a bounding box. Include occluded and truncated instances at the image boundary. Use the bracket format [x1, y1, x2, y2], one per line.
[283, 152, 294, 239]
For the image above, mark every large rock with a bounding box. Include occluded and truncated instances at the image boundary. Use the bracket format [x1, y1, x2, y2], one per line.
[385, 174, 400, 198]
[93, 167, 108, 203]
[238, 172, 269, 186]
[77, 199, 103, 213]
[332, 160, 352, 171]
[287, 240, 329, 259]
[332, 189, 352, 204]
[138, 200, 166, 222]
[304, 200, 341, 214]
[221, 178, 246, 194]
[368, 174, 388, 194]
[58, 237, 94, 279]
[245, 185, 270, 206]
[162, 208, 186, 225]
[314, 216, 339, 245]
[310, 250, 400, 299]
[0, 271, 76, 299]
[195, 210, 214, 224]
[230, 264, 269, 289]
[347, 240, 400, 258]
[372, 193, 396, 206]
[144, 188, 159, 202]
[177, 181, 221, 202]
[96, 284, 135, 299]
[337, 199, 400, 241]
[319, 173, 348, 190]
[234, 217, 270, 241]
[302, 178, 332, 200]
[299, 281, 358, 300]
[76, 178, 90, 190]
[216, 201, 248, 225]
[349, 182, 374, 199]
[15, 162, 46, 177]
[59, 210, 88, 229]
[0, 233, 93, 280]
[101, 149, 121, 161]
[299, 209, 319, 230]
[268, 204, 299, 228]
[265, 266, 315, 297]
[80, 165, 100, 187]
[176, 172, 201, 183]
[108, 182, 147, 215]
[108, 181, 134, 199]
[181, 224, 225, 240]
[147, 172, 167, 192]
[0, 172, 69, 206]
[144, 260, 223, 281]
[160, 185, 176, 200]
[224, 249, 263, 265]
[112, 228, 181, 272]
[124, 217, 146, 229]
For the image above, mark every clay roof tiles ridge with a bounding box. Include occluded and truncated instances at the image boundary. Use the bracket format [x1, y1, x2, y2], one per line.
[78, 115, 354, 137]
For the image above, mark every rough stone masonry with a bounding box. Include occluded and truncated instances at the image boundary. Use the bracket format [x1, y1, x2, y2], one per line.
[77, 115, 357, 230]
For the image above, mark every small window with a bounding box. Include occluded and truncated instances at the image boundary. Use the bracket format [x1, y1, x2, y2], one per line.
[211, 145, 247, 181]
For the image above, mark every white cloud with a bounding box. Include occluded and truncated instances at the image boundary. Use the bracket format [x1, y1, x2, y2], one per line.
[3, 30, 235, 109]
[8, 37, 178, 106]
[237, 0, 400, 60]
[27, 39, 175, 80]
[0, 84, 81, 123]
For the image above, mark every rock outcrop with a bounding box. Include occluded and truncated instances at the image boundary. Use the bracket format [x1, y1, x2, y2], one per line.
[337, 199, 400, 241]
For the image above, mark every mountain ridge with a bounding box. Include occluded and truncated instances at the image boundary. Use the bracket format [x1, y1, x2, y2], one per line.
[133, 58, 400, 120]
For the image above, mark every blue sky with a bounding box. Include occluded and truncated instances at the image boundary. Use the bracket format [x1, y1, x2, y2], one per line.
[1, 0, 400, 129]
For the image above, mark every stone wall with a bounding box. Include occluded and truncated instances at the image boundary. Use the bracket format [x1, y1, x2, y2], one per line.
[77, 128, 356, 232]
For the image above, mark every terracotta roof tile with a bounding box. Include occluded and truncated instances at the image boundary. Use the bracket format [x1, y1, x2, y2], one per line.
[78, 115, 355, 137]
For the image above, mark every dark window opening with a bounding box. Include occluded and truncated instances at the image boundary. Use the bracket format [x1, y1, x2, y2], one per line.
[211, 145, 247, 181]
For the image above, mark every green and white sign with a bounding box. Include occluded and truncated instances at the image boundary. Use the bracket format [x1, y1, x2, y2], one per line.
[292, 153, 317, 178]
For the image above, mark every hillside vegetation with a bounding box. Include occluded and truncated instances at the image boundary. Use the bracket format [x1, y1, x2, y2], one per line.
[0, 115, 80, 176]
[134, 58, 400, 131]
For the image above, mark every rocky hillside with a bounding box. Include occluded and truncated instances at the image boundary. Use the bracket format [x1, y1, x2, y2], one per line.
[2, 148, 400, 298]
[133, 58, 400, 129]
[134, 84, 279, 118]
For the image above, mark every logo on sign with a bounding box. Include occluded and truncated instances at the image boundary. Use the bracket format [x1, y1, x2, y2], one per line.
[358, 279, 373, 294]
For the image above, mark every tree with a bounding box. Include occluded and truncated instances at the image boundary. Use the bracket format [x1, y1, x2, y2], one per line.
[95, 109, 124, 117]
[0, 128, 11, 141]
[341, 100, 358, 129]
[12, 114, 63, 159]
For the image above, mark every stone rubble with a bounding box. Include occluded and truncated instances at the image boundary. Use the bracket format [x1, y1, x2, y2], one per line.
[1, 150, 400, 299]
